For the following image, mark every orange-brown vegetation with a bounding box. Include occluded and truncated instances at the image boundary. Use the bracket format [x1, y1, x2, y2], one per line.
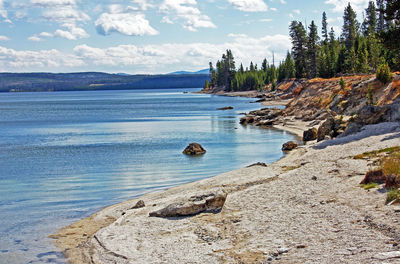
[280, 73, 400, 118]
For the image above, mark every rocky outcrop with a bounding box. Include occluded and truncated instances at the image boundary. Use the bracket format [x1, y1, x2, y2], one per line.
[149, 190, 227, 217]
[282, 141, 298, 151]
[360, 169, 386, 184]
[385, 175, 400, 189]
[240, 108, 283, 126]
[302, 128, 317, 142]
[183, 143, 206, 155]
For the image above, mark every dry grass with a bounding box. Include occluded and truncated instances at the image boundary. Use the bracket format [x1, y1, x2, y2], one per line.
[360, 183, 378, 190]
[382, 153, 400, 176]
[353, 146, 400, 160]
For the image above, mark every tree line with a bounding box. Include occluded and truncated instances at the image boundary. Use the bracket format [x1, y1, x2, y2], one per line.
[205, 0, 399, 91]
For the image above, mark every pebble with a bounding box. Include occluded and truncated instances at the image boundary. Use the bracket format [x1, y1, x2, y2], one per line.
[277, 247, 290, 254]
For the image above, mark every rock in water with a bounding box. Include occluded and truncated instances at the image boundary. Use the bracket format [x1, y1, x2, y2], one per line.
[182, 143, 206, 155]
[302, 128, 317, 142]
[282, 141, 298, 151]
[149, 191, 227, 217]
[217, 106, 234, 110]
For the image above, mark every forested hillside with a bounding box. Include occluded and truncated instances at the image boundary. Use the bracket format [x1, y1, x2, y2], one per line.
[204, 0, 399, 92]
[0, 72, 209, 92]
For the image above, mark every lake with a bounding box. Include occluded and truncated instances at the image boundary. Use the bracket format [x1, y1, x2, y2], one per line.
[0, 88, 296, 263]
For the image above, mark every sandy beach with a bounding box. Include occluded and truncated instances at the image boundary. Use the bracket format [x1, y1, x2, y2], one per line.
[51, 117, 400, 263]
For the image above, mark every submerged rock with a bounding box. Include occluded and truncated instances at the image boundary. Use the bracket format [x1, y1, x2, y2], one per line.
[282, 141, 298, 151]
[247, 162, 268, 167]
[217, 106, 234, 110]
[149, 191, 227, 217]
[183, 143, 206, 155]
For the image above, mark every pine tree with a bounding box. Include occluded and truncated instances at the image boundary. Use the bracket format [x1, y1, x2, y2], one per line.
[239, 63, 244, 74]
[322, 12, 328, 43]
[261, 58, 268, 72]
[250, 61, 255, 72]
[342, 3, 359, 52]
[380, 0, 400, 69]
[209, 62, 216, 87]
[289, 21, 308, 78]
[376, 0, 386, 32]
[307, 20, 319, 78]
[363, 1, 377, 36]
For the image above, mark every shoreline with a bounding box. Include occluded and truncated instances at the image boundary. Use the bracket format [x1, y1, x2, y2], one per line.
[51, 91, 400, 263]
[50, 95, 306, 263]
[52, 121, 400, 263]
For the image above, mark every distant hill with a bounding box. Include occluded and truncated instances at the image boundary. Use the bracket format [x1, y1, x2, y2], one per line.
[168, 69, 209, 75]
[0, 72, 209, 93]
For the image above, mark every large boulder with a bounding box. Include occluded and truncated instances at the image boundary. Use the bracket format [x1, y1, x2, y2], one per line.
[302, 128, 318, 142]
[317, 117, 335, 142]
[282, 141, 298, 151]
[356, 105, 390, 125]
[183, 143, 206, 155]
[149, 191, 227, 217]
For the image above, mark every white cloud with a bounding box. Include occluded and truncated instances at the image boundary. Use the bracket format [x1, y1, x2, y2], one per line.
[0, 35, 9, 41]
[54, 23, 89, 40]
[228, 33, 247, 38]
[159, 0, 216, 31]
[228, 0, 268, 12]
[72, 33, 290, 72]
[39, 32, 54, 37]
[131, 0, 153, 11]
[95, 13, 159, 36]
[270, 7, 277, 11]
[260, 18, 272, 22]
[293, 9, 300, 14]
[41, 6, 90, 23]
[325, 0, 370, 15]
[0, 0, 8, 20]
[30, 0, 76, 7]
[0, 46, 84, 70]
[28, 35, 42, 41]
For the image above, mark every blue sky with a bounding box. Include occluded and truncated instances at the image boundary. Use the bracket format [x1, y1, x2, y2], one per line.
[0, 0, 371, 74]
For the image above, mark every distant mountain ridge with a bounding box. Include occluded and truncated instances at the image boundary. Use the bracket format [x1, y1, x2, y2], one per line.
[168, 69, 209, 75]
[0, 72, 209, 92]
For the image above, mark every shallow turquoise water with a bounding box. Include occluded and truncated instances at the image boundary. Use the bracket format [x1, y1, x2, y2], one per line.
[0, 88, 296, 263]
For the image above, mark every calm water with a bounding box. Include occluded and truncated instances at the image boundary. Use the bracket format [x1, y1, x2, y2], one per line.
[0, 88, 296, 263]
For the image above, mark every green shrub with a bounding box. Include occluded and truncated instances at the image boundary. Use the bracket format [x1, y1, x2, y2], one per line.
[339, 77, 346, 90]
[386, 188, 400, 204]
[366, 85, 374, 105]
[376, 63, 392, 84]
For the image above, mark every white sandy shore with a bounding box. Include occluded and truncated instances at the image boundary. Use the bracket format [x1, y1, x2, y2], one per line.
[53, 121, 400, 264]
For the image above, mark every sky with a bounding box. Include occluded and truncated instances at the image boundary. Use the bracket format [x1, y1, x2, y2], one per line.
[0, 0, 372, 74]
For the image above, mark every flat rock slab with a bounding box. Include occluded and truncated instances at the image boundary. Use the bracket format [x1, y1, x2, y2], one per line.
[149, 191, 227, 217]
[373, 251, 400, 260]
